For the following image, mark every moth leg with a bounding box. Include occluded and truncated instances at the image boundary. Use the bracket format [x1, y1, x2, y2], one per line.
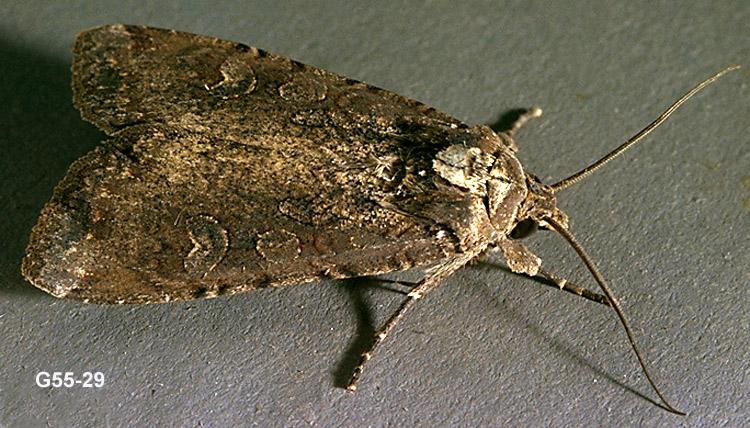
[535, 268, 611, 306]
[488, 240, 611, 306]
[498, 238, 542, 276]
[375, 278, 420, 295]
[483, 245, 609, 306]
[505, 106, 543, 138]
[346, 253, 476, 391]
[496, 107, 543, 151]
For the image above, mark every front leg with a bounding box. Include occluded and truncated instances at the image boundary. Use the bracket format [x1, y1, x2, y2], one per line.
[536, 268, 611, 306]
[496, 107, 543, 151]
[497, 237, 542, 276]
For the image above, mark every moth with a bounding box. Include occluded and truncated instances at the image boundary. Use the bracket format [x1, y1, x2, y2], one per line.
[22, 24, 738, 414]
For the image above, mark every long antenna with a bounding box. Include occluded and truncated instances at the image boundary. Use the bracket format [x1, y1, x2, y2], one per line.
[551, 65, 740, 192]
[543, 216, 686, 415]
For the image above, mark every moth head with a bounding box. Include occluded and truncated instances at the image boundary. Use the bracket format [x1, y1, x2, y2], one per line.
[487, 66, 739, 415]
[508, 173, 568, 241]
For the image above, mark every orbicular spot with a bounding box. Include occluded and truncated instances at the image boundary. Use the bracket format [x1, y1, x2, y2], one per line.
[183, 215, 229, 277]
[256, 229, 302, 262]
[279, 78, 327, 103]
[206, 54, 257, 99]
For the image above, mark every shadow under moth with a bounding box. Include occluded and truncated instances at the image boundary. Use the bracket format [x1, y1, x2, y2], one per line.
[22, 24, 740, 415]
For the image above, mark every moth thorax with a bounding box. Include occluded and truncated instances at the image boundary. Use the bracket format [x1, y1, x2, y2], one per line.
[433, 145, 495, 195]
[484, 149, 528, 234]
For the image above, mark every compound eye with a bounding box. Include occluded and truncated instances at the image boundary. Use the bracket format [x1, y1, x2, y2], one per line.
[509, 218, 538, 240]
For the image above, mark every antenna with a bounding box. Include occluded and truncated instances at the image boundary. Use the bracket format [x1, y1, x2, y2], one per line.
[544, 216, 686, 415]
[551, 65, 740, 192]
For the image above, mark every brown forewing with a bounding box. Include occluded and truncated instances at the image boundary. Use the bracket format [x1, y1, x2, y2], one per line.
[22, 24, 492, 303]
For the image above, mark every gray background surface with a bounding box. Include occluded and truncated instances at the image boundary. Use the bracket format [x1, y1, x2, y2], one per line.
[1, 1, 748, 427]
